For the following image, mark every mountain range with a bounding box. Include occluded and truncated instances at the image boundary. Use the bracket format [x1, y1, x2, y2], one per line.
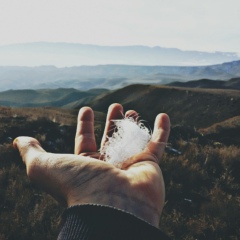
[0, 60, 240, 91]
[0, 42, 239, 67]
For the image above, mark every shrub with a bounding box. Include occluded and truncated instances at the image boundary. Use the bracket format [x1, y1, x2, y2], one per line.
[0, 112, 240, 239]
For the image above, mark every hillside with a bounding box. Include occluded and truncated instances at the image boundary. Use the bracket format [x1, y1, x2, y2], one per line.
[0, 88, 108, 108]
[1, 84, 240, 130]
[167, 77, 240, 90]
[0, 60, 240, 91]
[82, 84, 240, 129]
[198, 115, 240, 145]
[0, 104, 240, 239]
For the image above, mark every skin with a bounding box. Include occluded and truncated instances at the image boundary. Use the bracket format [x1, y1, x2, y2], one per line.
[13, 103, 170, 227]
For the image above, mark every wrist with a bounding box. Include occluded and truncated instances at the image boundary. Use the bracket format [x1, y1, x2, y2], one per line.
[67, 190, 161, 227]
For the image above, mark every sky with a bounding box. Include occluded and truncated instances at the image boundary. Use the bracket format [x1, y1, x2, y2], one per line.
[0, 0, 240, 53]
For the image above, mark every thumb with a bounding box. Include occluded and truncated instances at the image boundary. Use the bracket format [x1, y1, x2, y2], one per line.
[13, 137, 46, 173]
[13, 137, 67, 206]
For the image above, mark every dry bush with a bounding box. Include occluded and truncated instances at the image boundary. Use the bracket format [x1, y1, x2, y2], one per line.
[161, 139, 240, 240]
[1, 110, 240, 239]
[0, 164, 63, 239]
[0, 117, 71, 239]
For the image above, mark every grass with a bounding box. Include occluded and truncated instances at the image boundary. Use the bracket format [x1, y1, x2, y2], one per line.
[0, 106, 240, 239]
[161, 141, 240, 239]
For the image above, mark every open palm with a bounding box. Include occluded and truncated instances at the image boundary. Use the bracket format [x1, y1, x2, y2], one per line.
[14, 103, 170, 227]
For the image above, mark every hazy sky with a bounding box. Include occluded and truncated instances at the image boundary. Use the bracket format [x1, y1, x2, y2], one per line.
[0, 0, 239, 53]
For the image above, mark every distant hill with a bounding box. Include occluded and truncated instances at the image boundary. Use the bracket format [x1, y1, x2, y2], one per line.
[0, 60, 240, 91]
[0, 88, 108, 108]
[1, 83, 240, 129]
[0, 42, 239, 67]
[81, 84, 240, 129]
[167, 77, 240, 90]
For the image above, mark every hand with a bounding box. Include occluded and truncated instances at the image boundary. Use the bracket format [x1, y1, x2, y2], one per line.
[13, 103, 170, 227]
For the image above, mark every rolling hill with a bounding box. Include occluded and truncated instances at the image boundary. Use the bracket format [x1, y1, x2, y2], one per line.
[0, 60, 240, 91]
[79, 84, 240, 129]
[167, 77, 240, 90]
[1, 69, 240, 132]
[0, 88, 108, 108]
[1, 81, 240, 129]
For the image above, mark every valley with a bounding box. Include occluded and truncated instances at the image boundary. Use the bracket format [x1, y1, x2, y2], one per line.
[0, 60, 240, 91]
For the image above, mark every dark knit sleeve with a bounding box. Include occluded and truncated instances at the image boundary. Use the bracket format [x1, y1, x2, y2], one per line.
[58, 204, 171, 240]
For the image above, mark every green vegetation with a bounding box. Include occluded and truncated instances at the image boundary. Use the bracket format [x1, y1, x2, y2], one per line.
[0, 91, 240, 239]
[0, 88, 109, 108]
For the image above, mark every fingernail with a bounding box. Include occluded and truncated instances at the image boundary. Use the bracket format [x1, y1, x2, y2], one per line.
[13, 138, 18, 149]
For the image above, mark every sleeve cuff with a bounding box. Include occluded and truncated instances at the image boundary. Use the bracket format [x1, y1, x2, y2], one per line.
[58, 204, 171, 240]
